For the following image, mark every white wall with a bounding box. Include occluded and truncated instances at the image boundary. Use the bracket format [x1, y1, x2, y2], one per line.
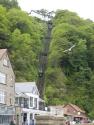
[49, 107, 64, 116]
[26, 93, 39, 109]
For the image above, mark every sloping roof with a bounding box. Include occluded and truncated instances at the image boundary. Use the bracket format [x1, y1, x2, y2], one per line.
[69, 104, 85, 113]
[64, 103, 85, 113]
[63, 104, 87, 118]
[0, 49, 7, 59]
[15, 82, 39, 95]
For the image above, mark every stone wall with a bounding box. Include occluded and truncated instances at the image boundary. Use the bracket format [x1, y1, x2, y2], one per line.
[35, 115, 94, 125]
[35, 115, 65, 125]
[0, 51, 15, 106]
[15, 106, 22, 125]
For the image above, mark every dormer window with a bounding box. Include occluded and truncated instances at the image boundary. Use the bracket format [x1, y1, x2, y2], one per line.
[3, 59, 8, 67]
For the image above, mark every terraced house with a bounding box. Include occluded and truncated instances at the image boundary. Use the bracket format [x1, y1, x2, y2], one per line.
[15, 82, 49, 125]
[0, 49, 15, 125]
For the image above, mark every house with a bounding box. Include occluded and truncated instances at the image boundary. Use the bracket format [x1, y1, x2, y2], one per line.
[0, 49, 15, 125]
[15, 82, 48, 125]
[63, 103, 87, 123]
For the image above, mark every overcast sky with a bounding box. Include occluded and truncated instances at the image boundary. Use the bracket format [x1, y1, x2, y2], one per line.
[18, 0, 94, 21]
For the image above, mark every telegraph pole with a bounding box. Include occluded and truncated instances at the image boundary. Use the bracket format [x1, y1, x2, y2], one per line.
[29, 9, 54, 99]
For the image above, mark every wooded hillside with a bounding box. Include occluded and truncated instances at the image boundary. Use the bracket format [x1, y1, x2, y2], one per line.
[0, 0, 94, 118]
[46, 10, 94, 118]
[0, 1, 45, 81]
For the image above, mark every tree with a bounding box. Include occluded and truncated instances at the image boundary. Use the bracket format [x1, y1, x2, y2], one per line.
[0, 0, 19, 9]
[46, 10, 94, 118]
[0, 5, 10, 48]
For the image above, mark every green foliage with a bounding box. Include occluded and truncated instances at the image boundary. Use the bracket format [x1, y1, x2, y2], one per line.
[46, 10, 94, 118]
[0, 5, 45, 81]
[0, 4, 94, 119]
[0, 5, 10, 48]
[0, 0, 19, 9]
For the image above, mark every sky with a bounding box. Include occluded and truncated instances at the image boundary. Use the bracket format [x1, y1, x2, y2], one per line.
[18, 0, 94, 21]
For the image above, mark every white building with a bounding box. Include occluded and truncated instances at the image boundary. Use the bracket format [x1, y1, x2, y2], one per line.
[48, 106, 64, 116]
[15, 82, 49, 125]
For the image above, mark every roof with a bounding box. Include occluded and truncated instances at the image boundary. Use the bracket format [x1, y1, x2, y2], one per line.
[0, 49, 7, 59]
[69, 104, 85, 113]
[63, 104, 86, 118]
[15, 82, 39, 95]
[63, 103, 85, 113]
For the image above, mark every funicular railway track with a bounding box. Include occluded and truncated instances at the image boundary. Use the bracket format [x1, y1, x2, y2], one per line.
[29, 10, 54, 99]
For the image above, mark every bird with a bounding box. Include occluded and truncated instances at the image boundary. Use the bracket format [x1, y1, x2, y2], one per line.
[63, 44, 76, 53]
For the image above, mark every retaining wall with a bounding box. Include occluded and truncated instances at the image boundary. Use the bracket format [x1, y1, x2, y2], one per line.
[35, 115, 65, 125]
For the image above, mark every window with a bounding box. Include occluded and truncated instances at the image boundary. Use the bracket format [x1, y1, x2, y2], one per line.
[10, 98, 12, 105]
[15, 97, 18, 104]
[24, 98, 29, 108]
[19, 97, 23, 107]
[0, 72, 6, 84]
[0, 91, 5, 103]
[30, 114, 33, 120]
[34, 98, 37, 109]
[30, 97, 33, 107]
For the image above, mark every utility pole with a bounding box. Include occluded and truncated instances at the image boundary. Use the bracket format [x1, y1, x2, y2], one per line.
[29, 9, 54, 99]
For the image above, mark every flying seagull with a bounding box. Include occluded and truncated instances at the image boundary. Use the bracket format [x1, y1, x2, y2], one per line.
[63, 44, 76, 53]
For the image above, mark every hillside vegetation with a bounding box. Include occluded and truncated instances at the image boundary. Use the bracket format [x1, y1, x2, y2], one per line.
[0, 0, 94, 118]
[46, 10, 94, 118]
[0, 1, 45, 81]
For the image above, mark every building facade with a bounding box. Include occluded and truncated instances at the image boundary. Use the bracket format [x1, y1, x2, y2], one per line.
[0, 49, 15, 125]
[63, 104, 87, 123]
[15, 82, 41, 125]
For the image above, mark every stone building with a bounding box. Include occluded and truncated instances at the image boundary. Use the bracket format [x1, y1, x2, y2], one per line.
[0, 49, 15, 125]
[63, 103, 87, 123]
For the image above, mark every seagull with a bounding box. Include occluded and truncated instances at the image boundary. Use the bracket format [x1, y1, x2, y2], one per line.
[63, 44, 76, 53]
